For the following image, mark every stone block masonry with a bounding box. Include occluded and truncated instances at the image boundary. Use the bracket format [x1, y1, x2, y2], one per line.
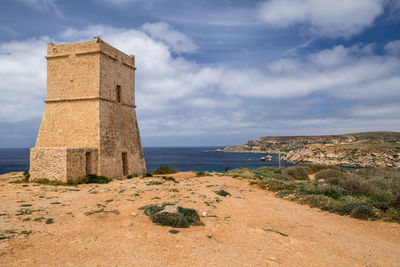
[30, 39, 146, 182]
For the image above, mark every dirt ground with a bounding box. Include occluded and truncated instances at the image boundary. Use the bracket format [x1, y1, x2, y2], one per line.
[0, 171, 399, 266]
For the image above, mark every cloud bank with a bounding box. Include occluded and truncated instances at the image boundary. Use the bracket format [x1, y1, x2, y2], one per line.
[0, 23, 399, 147]
[16, 0, 61, 15]
[258, 0, 386, 37]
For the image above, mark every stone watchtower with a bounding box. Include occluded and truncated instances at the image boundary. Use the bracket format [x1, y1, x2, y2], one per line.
[30, 39, 146, 182]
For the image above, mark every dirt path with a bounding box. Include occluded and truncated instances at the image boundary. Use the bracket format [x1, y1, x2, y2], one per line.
[0, 172, 399, 266]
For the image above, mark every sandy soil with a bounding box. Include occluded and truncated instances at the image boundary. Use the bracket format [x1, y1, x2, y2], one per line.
[0, 171, 399, 266]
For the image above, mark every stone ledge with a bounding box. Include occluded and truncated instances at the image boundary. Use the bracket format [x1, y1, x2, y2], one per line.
[44, 97, 137, 108]
[45, 54, 69, 59]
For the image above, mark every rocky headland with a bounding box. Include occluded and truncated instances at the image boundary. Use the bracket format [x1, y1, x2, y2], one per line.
[220, 132, 400, 167]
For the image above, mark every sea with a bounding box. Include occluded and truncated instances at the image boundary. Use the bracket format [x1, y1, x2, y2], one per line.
[0, 147, 295, 175]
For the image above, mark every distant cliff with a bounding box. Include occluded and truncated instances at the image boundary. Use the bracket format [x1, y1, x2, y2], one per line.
[220, 132, 400, 167]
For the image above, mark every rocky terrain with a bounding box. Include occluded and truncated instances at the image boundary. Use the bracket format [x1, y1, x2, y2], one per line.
[0, 171, 400, 266]
[221, 132, 400, 167]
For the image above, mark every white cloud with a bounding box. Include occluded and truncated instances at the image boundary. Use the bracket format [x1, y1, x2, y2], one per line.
[100, 0, 133, 4]
[16, 0, 61, 15]
[258, 0, 385, 37]
[389, 0, 400, 9]
[385, 40, 400, 55]
[350, 103, 400, 118]
[141, 22, 197, 53]
[0, 26, 18, 37]
[0, 37, 48, 122]
[94, 0, 159, 6]
[217, 44, 400, 100]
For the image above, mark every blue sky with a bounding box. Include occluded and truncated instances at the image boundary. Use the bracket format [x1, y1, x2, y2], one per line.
[0, 0, 400, 147]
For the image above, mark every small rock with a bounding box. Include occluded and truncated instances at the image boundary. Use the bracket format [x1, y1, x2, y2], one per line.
[202, 211, 207, 217]
[130, 212, 138, 217]
[162, 205, 178, 213]
[255, 228, 264, 235]
[267, 256, 278, 262]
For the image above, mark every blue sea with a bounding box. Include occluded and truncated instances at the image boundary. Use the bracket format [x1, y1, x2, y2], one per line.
[0, 147, 294, 175]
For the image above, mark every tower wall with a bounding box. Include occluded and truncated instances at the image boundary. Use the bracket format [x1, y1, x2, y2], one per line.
[35, 41, 101, 148]
[97, 41, 146, 177]
[30, 40, 146, 182]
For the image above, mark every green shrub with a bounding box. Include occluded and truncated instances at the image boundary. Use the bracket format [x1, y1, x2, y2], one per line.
[195, 172, 209, 177]
[177, 207, 201, 224]
[23, 171, 30, 180]
[10, 171, 30, 184]
[139, 203, 169, 215]
[315, 169, 347, 182]
[150, 212, 190, 228]
[152, 166, 178, 175]
[145, 172, 153, 177]
[252, 167, 287, 180]
[352, 167, 400, 181]
[350, 204, 374, 220]
[300, 164, 342, 173]
[308, 183, 342, 199]
[330, 203, 362, 215]
[146, 181, 164, 186]
[215, 189, 231, 197]
[31, 174, 111, 186]
[314, 169, 364, 193]
[260, 179, 296, 192]
[83, 174, 111, 184]
[162, 176, 178, 183]
[283, 166, 309, 180]
[225, 168, 255, 179]
[387, 207, 400, 222]
[127, 173, 139, 179]
[296, 194, 339, 210]
[140, 203, 202, 228]
[394, 193, 400, 206]
[296, 181, 318, 194]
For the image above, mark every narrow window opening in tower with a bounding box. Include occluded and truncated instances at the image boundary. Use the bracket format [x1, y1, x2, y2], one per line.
[116, 85, 121, 103]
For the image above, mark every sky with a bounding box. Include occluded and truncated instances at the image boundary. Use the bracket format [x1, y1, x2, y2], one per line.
[0, 0, 400, 148]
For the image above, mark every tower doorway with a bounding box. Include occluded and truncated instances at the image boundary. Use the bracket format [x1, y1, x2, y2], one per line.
[122, 152, 128, 176]
[86, 152, 92, 174]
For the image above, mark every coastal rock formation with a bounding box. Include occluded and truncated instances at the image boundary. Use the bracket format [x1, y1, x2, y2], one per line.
[222, 132, 400, 167]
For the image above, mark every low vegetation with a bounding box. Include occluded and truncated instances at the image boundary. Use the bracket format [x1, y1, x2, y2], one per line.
[215, 189, 231, 197]
[9, 171, 30, 184]
[152, 166, 178, 175]
[78, 174, 112, 184]
[162, 176, 178, 183]
[146, 181, 164, 186]
[11, 173, 111, 186]
[139, 203, 203, 228]
[226, 165, 400, 223]
[195, 172, 209, 177]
